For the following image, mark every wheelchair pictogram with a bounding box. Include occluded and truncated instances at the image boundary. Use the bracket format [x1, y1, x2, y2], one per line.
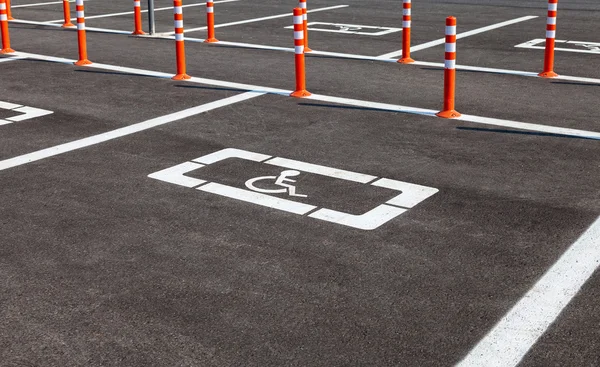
[245, 170, 308, 198]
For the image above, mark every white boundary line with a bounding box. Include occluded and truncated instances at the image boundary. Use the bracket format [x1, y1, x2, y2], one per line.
[164, 5, 349, 35]
[0, 56, 25, 63]
[0, 91, 264, 171]
[457, 216, 600, 367]
[2, 51, 600, 141]
[43, 0, 240, 23]
[377, 16, 538, 59]
[516, 39, 600, 55]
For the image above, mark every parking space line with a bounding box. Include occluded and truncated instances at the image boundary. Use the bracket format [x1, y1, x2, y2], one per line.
[43, 0, 240, 23]
[4, 51, 600, 141]
[0, 92, 264, 171]
[377, 16, 538, 59]
[457, 216, 600, 367]
[164, 5, 349, 35]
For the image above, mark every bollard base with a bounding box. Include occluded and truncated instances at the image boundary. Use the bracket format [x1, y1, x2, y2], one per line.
[538, 71, 559, 78]
[8, 16, 15, 21]
[397, 57, 415, 64]
[172, 73, 192, 80]
[290, 90, 311, 98]
[132, 30, 146, 35]
[1, 48, 15, 54]
[62, 22, 75, 28]
[74, 59, 93, 66]
[436, 110, 461, 119]
[204, 38, 219, 43]
[304, 46, 313, 53]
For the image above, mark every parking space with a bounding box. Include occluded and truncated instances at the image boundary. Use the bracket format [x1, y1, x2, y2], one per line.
[1, 0, 599, 366]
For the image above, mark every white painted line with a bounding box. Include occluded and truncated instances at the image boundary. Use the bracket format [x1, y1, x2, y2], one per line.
[372, 178, 439, 208]
[147, 162, 206, 188]
[192, 148, 271, 165]
[516, 38, 600, 55]
[7, 106, 54, 122]
[265, 157, 378, 184]
[0, 56, 25, 63]
[11, 0, 87, 9]
[44, 0, 240, 23]
[6, 51, 600, 140]
[457, 216, 600, 367]
[198, 182, 317, 215]
[10, 19, 131, 35]
[0, 92, 264, 171]
[166, 5, 349, 35]
[377, 16, 538, 59]
[309, 205, 407, 231]
[0, 101, 22, 110]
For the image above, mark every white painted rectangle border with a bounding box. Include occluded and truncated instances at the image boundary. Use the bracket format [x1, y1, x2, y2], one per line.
[284, 22, 402, 36]
[516, 39, 600, 55]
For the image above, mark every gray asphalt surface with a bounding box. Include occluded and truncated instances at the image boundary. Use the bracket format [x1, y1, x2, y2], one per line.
[1, 0, 599, 366]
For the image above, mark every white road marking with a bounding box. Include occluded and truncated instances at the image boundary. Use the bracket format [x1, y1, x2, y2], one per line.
[377, 16, 538, 59]
[11, 0, 87, 8]
[4, 51, 600, 141]
[147, 162, 206, 188]
[165, 5, 349, 35]
[43, 0, 240, 23]
[10, 19, 131, 34]
[0, 101, 53, 126]
[265, 157, 377, 184]
[284, 22, 402, 36]
[0, 92, 264, 171]
[516, 39, 600, 55]
[457, 216, 600, 367]
[0, 56, 25, 63]
[199, 182, 318, 215]
[308, 205, 408, 231]
[149, 148, 438, 230]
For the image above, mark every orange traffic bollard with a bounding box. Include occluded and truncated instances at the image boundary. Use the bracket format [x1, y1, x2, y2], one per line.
[132, 0, 146, 35]
[298, 0, 312, 52]
[204, 0, 218, 43]
[62, 0, 74, 27]
[172, 0, 190, 80]
[290, 8, 310, 98]
[5, 0, 13, 21]
[539, 0, 559, 78]
[398, 0, 414, 63]
[0, 0, 15, 53]
[436, 16, 461, 119]
[74, 0, 92, 65]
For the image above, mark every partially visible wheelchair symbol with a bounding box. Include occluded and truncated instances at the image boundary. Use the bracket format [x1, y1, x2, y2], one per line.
[245, 170, 308, 198]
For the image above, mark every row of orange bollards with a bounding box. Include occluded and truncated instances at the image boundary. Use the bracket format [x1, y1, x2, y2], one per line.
[0, 0, 563, 114]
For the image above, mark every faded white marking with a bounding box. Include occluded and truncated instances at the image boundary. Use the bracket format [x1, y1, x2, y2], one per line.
[458, 216, 600, 367]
